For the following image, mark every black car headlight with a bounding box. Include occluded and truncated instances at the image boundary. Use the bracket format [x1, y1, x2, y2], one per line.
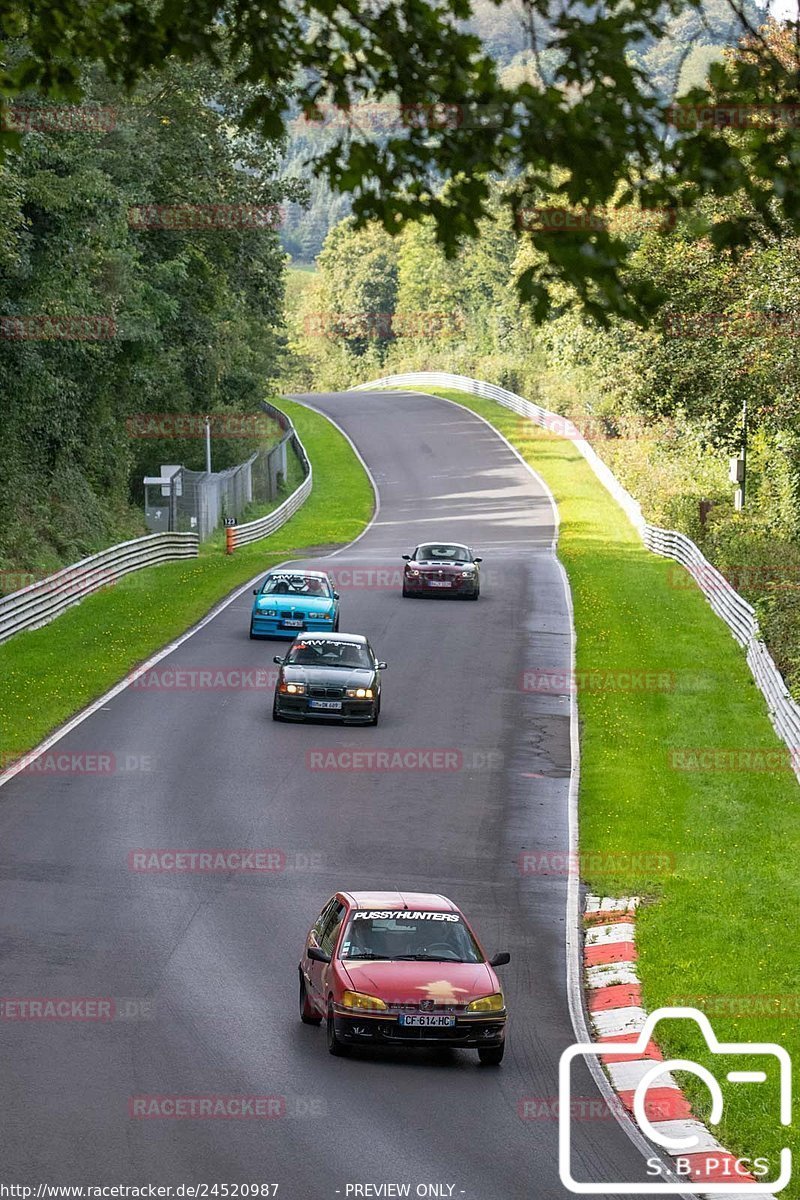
[346, 687, 374, 699]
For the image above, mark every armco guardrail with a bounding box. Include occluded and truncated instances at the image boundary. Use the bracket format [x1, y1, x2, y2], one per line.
[357, 371, 800, 779]
[0, 532, 198, 645]
[228, 403, 312, 549]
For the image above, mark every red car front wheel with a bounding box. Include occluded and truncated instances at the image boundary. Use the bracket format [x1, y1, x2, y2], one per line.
[299, 973, 321, 1025]
[326, 1003, 348, 1056]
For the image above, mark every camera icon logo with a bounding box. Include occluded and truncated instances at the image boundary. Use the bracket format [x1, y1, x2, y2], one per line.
[559, 1007, 792, 1194]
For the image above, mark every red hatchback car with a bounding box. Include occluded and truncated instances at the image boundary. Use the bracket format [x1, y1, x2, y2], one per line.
[298, 890, 510, 1063]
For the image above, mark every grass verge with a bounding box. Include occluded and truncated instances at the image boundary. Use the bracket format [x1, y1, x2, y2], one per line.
[406, 384, 798, 1180]
[0, 398, 373, 764]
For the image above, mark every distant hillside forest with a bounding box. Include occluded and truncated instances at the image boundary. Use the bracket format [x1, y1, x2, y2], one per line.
[280, 0, 763, 262]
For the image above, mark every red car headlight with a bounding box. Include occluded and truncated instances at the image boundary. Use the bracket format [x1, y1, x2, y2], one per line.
[341, 990, 387, 1011]
[466, 992, 504, 1012]
[406, 568, 420, 577]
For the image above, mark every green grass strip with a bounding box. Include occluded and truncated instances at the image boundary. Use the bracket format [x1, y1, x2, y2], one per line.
[407, 385, 798, 1175]
[0, 398, 374, 763]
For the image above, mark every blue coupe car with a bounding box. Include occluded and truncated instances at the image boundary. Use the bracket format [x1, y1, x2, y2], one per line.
[250, 569, 340, 639]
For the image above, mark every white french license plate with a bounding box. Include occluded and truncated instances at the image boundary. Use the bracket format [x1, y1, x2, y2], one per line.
[398, 1014, 455, 1027]
[283, 618, 304, 627]
[309, 699, 342, 710]
[427, 580, 452, 588]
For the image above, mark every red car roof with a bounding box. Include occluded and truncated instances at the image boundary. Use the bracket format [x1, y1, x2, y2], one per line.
[341, 890, 457, 912]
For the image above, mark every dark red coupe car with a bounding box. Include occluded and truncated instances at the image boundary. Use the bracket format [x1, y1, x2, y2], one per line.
[298, 890, 509, 1063]
[401, 542, 482, 599]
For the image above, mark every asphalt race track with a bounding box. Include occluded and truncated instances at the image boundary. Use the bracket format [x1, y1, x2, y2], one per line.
[1, 390, 657, 1197]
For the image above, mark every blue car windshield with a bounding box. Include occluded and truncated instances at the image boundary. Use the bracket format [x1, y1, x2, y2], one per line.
[262, 575, 330, 597]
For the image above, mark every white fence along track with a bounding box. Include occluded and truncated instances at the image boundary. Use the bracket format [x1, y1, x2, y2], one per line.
[0, 532, 198, 645]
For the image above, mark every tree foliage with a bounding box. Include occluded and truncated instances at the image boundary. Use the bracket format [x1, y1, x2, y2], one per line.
[0, 59, 296, 574]
[2, 1, 798, 319]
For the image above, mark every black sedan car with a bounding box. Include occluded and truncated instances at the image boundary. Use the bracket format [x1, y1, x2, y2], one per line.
[272, 633, 386, 725]
[402, 542, 482, 599]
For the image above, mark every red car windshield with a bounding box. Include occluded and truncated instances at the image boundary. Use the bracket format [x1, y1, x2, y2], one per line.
[340, 911, 483, 963]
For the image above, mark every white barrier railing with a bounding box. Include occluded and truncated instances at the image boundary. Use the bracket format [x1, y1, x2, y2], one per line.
[356, 371, 800, 778]
[0, 402, 313, 642]
[0, 532, 198, 645]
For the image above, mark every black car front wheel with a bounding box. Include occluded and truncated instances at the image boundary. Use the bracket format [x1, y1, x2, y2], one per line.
[478, 1043, 504, 1065]
[327, 1003, 348, 1056]
[272, 696, 282, 722]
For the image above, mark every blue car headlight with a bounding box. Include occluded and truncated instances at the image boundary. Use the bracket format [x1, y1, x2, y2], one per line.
[256, 604, 277, 616]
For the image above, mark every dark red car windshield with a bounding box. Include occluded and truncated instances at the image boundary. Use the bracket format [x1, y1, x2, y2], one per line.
[415, 544, 470, 563]
[340, 911, 483, 963]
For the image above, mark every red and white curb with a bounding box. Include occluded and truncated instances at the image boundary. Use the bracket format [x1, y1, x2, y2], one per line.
[584, 896, 779, 1198]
